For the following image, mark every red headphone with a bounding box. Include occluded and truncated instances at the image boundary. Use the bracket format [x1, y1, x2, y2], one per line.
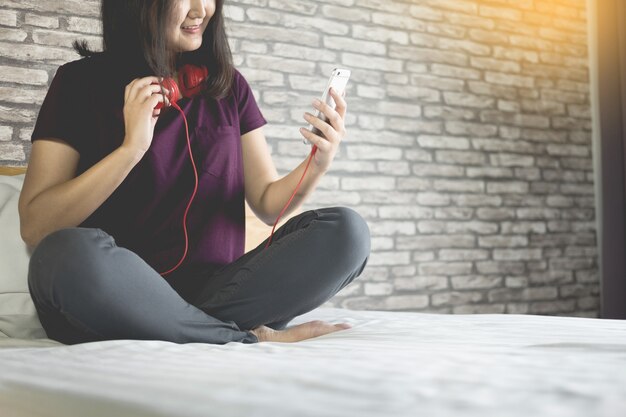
[154, 64, 209, 109]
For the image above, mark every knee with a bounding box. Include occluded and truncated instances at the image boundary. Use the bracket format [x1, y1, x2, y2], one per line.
[325, 206, 371, 261]
[32, 227, 105, 259]
[29, 228, 108, 290]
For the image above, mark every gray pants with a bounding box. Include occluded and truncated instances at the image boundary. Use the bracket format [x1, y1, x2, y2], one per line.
[27, 206, 371, 345]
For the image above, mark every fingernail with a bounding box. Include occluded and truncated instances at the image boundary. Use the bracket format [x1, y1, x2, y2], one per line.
[313, 99, 321, 106]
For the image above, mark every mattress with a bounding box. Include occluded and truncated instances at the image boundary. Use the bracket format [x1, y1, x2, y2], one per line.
[1, 307, 625, 417]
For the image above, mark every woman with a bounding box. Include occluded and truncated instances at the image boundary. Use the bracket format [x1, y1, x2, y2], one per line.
[18, 0, 370, 345]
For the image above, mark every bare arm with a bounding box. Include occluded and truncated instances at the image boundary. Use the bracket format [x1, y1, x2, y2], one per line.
[19, 76, 168, 247]
[18, 139, 144, 247]
[242, 88, 347, 226]
[241, 126, 326, 226]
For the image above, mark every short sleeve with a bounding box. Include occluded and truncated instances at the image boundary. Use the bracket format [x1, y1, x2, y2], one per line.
[234, 69, 267, 135]
[31, 64, 83, 153]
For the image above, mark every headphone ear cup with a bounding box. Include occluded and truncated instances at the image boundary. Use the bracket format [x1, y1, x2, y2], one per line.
[154, 78, 181, 110]
[178, 65, 208, 98]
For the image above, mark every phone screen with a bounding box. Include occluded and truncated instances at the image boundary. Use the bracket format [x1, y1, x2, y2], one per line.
[304, 68, 351, 144]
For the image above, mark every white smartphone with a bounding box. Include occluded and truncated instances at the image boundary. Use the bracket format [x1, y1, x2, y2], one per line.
[303, 68, 351, 144]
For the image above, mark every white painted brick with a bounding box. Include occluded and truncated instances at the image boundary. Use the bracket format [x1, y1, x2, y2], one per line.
[0, 28, 27, 42]
[369, 221, 416, 236]
[395, 276, 448, 291]
[447, 221, 498, 235]
[372, 12, 425, 31]
[439, 249, 489, 261]
[384, 295, 430, 310]
[435, 151, 487, 165]
[446, 12, 496, 30]
[454, 304, 506, 314]
[387, 85, 440, 102]
[0, 105, 36, 124]
[368, 251, 411, 266]
[417, 192, 450, 206]
[397, 234, 475, 250]
[466, 167, 513, 178]
[412, 163, 464, 177]
[1, 0, 99, 16]
[342, 176, 395, 191]
[419, 262, 473, 275]
[418, 220, 446, 233]
[352, 24, 409, 45]
[0, 65, 48, 85]
[364, 282, 394, 296]
[418, 135, 469, 150]
[451, 276, 503, 290]
[0, 126, 13, 141]
[443, 92, 495, 109]
[24, 13, 59, 29]
[493, 248, 543, 261]
[0, 143, 24, 161]
[377, 161, 410, 176]
[66, 16, 102, 34]
[425, 0, 477, 15]
[322, 5, 370, 22]
[432, 291, 484, 306]
[451, 194, 502, 207]
[346, 145, 401, 161]
[371, 237, 394, 251]
[390, 45, 467, 66]
[479, 5, 522, 21]
[0, 41, 77, 64]
[342, 52, 403, 72]
[272, 43, 336, 62]
[326, 35, 387, 56]
[356, 85, 385, 99]
[0, 10, 18, 27]
[379, 205, 434, 219]
[486, 181, 529, 194]
[479, 235, 529, 247]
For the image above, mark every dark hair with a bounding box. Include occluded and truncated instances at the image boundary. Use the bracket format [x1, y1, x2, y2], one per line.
[73, 0, 234, 99]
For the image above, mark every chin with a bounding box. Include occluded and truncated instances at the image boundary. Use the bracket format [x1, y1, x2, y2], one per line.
[179, 42, 203, 52]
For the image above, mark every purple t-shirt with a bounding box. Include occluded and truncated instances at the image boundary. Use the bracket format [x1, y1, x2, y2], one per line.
[31, 53, 267, 288]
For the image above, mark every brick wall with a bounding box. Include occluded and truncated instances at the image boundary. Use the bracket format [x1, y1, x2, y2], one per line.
[0, 0, 598, 317]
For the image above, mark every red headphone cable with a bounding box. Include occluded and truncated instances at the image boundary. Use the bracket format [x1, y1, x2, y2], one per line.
[264, 145, 317, 249]
[159, 101, 198, 277]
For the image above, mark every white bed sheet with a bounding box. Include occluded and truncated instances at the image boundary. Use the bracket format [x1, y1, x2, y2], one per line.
[1, 307, 625, 417]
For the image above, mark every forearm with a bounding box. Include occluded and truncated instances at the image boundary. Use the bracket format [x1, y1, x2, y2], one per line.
[21, 145, 144, 247]
[258, 153, 326, 225]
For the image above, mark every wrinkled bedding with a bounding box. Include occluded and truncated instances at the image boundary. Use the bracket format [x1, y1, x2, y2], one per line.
[1, 307, 625, 417]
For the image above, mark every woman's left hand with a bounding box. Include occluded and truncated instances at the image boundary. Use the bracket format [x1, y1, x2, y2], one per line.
[299, 87, 347, 173]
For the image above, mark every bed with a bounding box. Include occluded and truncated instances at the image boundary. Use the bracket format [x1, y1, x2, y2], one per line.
[1, 167, 626, 417]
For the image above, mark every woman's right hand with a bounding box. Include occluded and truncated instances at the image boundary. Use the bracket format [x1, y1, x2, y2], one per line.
[121, 76, 169, 155]
[250, 320, 352, 343]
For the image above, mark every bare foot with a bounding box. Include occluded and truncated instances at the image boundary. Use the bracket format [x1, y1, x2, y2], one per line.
[250, 320, 351, 343]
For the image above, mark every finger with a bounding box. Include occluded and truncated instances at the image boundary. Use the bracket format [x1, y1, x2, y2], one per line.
[133, 84, 170, 109]
[330, 87, 347, 119]
[303, 112, 336, 144]
[147, 92, 165, 109]
[128, 76, 163, 102]
[299, 126, 331, 153]
[124, 78, 140, 102]
[313, 98, 343, 135]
